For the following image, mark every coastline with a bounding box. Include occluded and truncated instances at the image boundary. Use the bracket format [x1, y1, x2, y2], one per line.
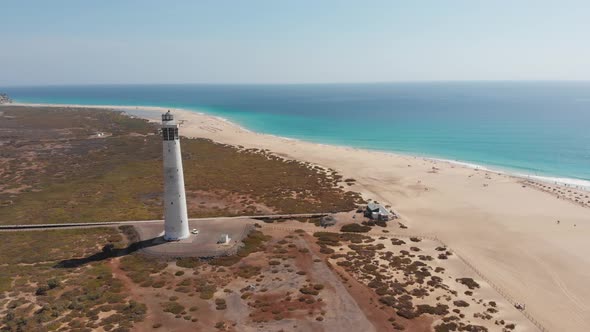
[4, 102, 590, 330]
[7, 101, 590, 192]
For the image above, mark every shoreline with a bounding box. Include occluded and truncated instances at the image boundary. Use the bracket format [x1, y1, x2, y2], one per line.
[5, 101, 589, 192]
[4, 102, 590, 330]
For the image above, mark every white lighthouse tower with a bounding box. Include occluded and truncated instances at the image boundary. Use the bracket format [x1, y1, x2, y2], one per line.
[161, 111, 190, 241]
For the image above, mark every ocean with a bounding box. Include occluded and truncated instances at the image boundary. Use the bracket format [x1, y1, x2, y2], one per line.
[2, 82, 590, 187]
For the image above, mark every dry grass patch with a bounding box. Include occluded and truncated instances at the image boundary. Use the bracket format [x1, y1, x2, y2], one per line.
[0, 228, 146, 331]
[0, 106, 363, 225]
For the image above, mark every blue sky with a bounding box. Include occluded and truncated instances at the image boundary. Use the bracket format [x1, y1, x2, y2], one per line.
[1, 0, 589, 85]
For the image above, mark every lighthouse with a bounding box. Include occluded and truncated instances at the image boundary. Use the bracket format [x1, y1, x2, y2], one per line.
[161, 111, 190, 240]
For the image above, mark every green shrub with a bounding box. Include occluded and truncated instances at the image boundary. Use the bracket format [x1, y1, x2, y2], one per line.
[236, 265, 261, 279]
[456, 278, 480, 290]
[198, 284, 216, 300]
[176, 258, 201, 269]
[340, 223, 371, 233]
[161, 302, 184, 315]
[209, 256, 241, 267]
[0, 276, 12, 293]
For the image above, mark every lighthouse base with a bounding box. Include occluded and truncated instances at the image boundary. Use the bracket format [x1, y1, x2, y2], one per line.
[133, 218, 254, 258]
[163, 233, 190, 241]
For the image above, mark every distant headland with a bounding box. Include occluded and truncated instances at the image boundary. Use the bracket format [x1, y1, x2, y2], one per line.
[0, 93, 12, 104]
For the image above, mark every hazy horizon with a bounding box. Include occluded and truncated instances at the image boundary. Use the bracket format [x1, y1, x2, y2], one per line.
[3, 80, 590, 89]
[2, 0, 589, 86]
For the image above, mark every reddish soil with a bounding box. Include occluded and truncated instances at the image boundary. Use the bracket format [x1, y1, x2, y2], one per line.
[109, 258, 219, 331]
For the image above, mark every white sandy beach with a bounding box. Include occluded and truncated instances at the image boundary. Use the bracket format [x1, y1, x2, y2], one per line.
[9, 102, 590, 331]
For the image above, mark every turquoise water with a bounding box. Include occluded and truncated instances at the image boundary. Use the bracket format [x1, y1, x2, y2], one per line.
[2, 82, 590, 186]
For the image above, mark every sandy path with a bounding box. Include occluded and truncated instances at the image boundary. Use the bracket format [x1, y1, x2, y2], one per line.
[295, 235, 377, 332]
[8, 102, 590, 331]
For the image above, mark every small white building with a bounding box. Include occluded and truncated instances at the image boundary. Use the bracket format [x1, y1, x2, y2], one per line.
[364, 202, 392, 221]
[218, 234, 231, 245]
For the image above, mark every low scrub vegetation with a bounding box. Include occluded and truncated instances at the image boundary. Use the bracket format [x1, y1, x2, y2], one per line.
[340, 223, 372, 233]
[0, 106, 363, 225]
[0, 228, 146, 331]
[456, 278, 480, 290]
[120, 254, 167, 286]
[162, 301, 185, 315]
